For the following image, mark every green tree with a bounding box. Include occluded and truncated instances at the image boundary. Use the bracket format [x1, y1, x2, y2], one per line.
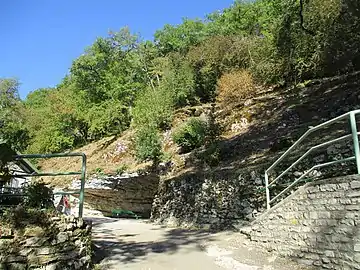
[0, 78, 29, 151]
[161, 54, 196, 107]
[69, 27, 148, 139]
[132, 86, 173, 131]
[24, 85, 88, 153]
[155, 18, 208, 55]
[187, 36, 236, 102]
[70, 27, 144, 103]
[85, 99, 131, 140]
[172, 118, 207, 153]
[8, 0, 360, 158]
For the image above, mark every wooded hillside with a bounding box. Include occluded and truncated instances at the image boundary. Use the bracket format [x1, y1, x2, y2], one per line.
[1, 0, 359, 165]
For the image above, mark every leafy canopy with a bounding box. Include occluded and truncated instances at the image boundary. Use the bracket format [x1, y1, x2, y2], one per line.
[4, 0, 360, 156]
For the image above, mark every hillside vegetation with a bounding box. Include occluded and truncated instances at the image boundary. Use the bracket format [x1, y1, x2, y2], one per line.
[1, 0, 360, 177]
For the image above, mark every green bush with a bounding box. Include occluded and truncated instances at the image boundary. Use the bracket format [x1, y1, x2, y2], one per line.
[172, 118, 207, 153]
[0, 160, 11, 186]
[115, 164, 129, 175]
[95, 167, 104, 174]
[187, 36, 236, 103]
[1, 206, 55, 229]
[27, 126, 75, 154]
[86, 100, 131, 140]
[205, 103, 221, 145]
[23, 181, 54, 209]
[198, 142, 221, 167]
[134, 125, 163, 164]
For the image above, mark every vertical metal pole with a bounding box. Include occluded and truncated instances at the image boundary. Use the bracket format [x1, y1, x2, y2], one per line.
[350, 112, 360, 174]
[78, 154, 87, 218]
[265, 171, 271, 210]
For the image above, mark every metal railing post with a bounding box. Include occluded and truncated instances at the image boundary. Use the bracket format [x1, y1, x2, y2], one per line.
[9, 152, 87, 218]
[265, 171, 270, 209]
[263, 110, 360, 209]
[78, 154, 87, 218]
[350, 112, 360, 174]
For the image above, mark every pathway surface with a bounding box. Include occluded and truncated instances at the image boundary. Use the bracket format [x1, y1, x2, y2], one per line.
[88, 217, 312, 270]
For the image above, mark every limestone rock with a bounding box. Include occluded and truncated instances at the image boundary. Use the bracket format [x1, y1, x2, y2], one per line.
[5, 263, 26, 270]
[56, 232, 69, 244]
[1, 215, 92, 270]
[23, 237, 48, 247]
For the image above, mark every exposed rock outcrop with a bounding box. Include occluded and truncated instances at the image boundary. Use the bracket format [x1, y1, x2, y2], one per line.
[71, 173, 160, 217]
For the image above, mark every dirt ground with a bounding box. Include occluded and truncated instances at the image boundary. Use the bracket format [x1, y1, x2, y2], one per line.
[88, 217, 313, 270]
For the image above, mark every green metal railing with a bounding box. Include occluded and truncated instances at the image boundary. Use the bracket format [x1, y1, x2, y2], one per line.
[265, 110, 360, 210]
[8, 152, 87, 217]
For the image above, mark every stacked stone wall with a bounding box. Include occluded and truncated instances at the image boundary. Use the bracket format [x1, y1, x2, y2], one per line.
[242, 175, 360, 269]
[0, 215, 92, 270]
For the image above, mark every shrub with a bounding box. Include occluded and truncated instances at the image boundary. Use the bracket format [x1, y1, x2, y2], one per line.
[86, 100, 131, 140]
[216, 70, 255, 107]
[205, 103, 221, 146]
[115, 164, 128, 175]
[27, 126, 75, 154]
[0, 160, 11, 186]
[95, 167, 104, 174]
[172, 118, 207, 153]
[198, 142, 221, 167]
[23, 181, 54, 209]
[1, 206, 54, 229]
[134, 125, 163, 164]
[248, 38, 285, 84]
[187, 36, 236, 103]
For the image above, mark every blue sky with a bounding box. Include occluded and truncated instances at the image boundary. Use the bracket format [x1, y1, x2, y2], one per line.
[1, 0, 234, 99]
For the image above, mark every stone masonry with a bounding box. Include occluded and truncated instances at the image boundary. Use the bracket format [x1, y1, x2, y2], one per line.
[151, 169, 264, 229]
[241, 175, 360, 270]
[0, 215, 92, 270]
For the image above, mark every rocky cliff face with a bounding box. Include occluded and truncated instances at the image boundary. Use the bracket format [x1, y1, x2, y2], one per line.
[71, 173, 160, 217]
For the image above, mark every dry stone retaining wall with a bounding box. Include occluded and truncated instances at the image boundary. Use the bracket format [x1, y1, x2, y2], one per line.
[150, 169, 264, 229]
[242, 175, 360, 270]
[0, 215, 92, 270]
[150, 134, 359, 230]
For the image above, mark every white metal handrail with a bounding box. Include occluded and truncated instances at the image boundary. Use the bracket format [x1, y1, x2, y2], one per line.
[265, 110, 360, 209]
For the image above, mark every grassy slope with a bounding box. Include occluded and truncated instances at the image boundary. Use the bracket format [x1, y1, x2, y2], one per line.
[40, 71, 360, 188]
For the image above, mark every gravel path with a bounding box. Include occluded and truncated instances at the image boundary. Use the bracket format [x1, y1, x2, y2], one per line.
[88, 217, 312, 270]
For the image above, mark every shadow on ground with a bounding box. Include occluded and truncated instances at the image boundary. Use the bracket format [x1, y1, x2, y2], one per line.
[91, 219, 214, 266]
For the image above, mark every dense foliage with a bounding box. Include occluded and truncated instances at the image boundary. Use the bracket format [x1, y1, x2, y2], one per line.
[23, 181, 54, 209]
[134, 124, 163, 163]
[1, 0, 360, 164]
[216, 70, 255, 108]
[0, 79, 29, 150]
[172, 118, 208, 153]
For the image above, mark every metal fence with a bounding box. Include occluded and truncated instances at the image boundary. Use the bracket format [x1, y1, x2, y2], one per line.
[4, 152, 87, 217]
[265, 110, 360, 209]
